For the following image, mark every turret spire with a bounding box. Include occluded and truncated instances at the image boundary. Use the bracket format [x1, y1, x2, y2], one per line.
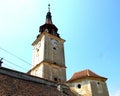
[45, 4, 52, 24]
[39, 5, 60, 38]
[48, 4, 50, 12]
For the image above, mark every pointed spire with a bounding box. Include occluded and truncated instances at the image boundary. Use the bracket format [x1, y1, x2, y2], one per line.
[39, 5, 60, 38]
[45, 4, 52, 24]
[48, 4, 50, 12]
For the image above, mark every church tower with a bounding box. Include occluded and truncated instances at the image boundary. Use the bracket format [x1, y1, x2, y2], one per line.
[29, 5, 66, 82]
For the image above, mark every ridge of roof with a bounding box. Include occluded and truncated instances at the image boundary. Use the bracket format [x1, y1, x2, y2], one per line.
[66, 69, 107, 82]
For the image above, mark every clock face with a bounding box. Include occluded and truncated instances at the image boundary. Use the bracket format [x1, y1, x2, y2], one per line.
[51, 39, 58, 46]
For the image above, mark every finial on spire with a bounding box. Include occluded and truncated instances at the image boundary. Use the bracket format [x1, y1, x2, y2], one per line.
[48, 4, 50, 12]
[45, 4, 52, 24]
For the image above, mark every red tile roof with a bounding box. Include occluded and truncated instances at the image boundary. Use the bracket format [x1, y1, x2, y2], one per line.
[67, 69, 107, 82]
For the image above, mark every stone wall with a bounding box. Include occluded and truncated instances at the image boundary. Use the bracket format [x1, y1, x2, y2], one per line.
[0, 67, 76, 96]
[0, 73, 61, 96]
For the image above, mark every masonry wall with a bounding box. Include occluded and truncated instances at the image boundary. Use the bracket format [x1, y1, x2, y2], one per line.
[90, 80, 109, 96]
[0, 74, 61, 96]
[0, 67, 76, 96]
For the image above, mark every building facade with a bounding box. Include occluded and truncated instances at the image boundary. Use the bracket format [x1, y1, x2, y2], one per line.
[28, 5, 109, 96]
[66, 69, 109, 96]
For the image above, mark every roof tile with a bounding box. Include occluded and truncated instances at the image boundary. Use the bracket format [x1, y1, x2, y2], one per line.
[67, 69, 107, 82]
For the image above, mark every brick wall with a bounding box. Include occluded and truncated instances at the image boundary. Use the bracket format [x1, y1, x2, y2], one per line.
[0, 67, 76, 96]
[0, 74, 61, 96]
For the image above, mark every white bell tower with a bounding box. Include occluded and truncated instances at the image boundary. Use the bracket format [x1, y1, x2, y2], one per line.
[29, 5, 66, 82]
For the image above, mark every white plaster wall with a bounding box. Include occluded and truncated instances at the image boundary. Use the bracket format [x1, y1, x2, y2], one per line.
[30, 64, 44, 78]
[32, 36, 45, 67]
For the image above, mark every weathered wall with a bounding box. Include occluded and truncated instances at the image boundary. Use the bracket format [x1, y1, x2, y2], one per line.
[90, 80, 109, 96]
[66, 79, 92, 96]
[43, 63, 66, 82]
[44, 33, 65, 66]
[0, 74, 61, 96]
[66, 79, 109, 96]
[30, 32, 66, 82]
[0, 67, 76, 96]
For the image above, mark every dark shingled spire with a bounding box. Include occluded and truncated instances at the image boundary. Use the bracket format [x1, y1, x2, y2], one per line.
[39, 4, 60, 38]
[45, 4, 52, 24]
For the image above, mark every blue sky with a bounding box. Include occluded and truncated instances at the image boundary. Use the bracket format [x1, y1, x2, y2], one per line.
[0, 0, 120, 96]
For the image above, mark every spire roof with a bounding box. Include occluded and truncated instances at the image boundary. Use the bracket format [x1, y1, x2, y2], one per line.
[39, 4, 60, 38]
[45, 4, 52, 24]
[48, 4, 50, 12]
